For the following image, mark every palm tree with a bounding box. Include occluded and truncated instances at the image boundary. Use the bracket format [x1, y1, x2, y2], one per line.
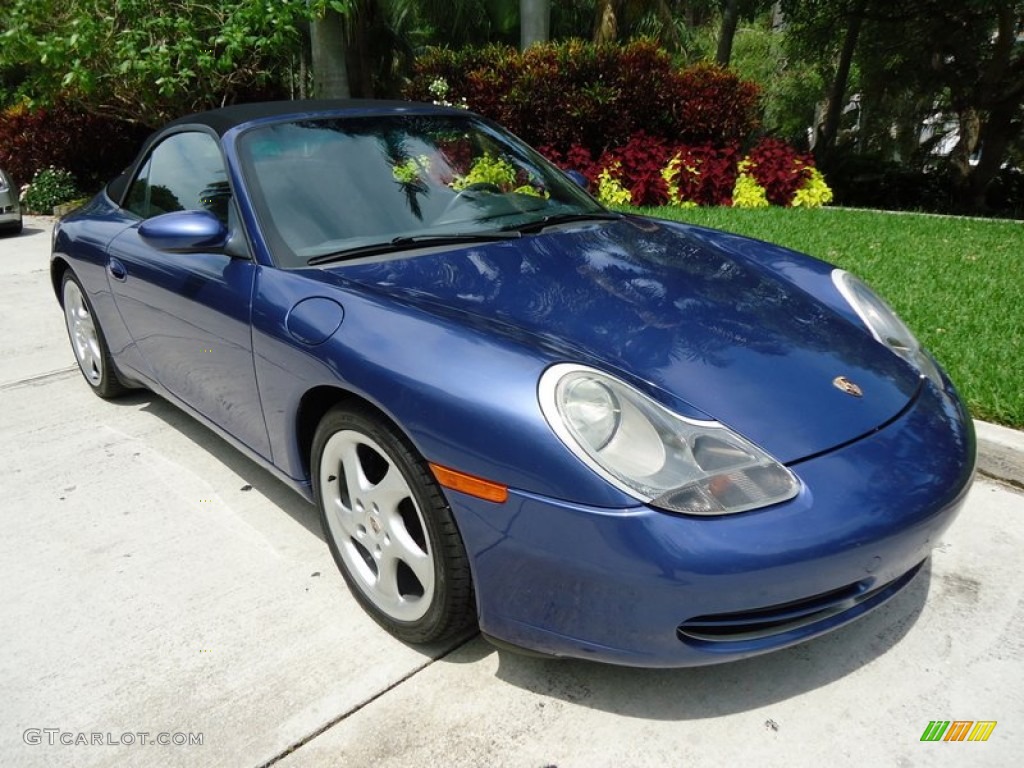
[593, 1, 690, 52]
[311, 7, 351, 98]
[521, 0, 551, 49]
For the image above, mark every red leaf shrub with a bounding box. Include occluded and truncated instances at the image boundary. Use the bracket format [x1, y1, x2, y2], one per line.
[669, 64, 761, 146]
[435, 137, 476, 183]
[602, 132, 676, 206]
[536, 143, 601, 186]
[0, 102, 148, 190]
[410, 44, 818, 209]
[539, 139, 742, 207]
[407, 41, 760, 157]
[663, 144, 741, 207]
[745, 138, 813, 206]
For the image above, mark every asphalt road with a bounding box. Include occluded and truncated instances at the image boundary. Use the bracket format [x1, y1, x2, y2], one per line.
[1, 217, 1021, 767]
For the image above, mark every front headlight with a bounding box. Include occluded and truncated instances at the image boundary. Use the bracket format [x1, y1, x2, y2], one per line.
[539, 364, 799, 515]
[832, 269, 942, 387]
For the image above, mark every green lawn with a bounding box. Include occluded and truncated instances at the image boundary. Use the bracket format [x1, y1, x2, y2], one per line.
[633, 206, 1024, 429]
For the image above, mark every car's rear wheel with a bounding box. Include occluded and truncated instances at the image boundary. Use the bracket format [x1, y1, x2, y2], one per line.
[312, 405, 475, 643]
[62, 272, 126, 398]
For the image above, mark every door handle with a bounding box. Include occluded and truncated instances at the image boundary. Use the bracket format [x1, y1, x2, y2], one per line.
[108, 257, 127, 281]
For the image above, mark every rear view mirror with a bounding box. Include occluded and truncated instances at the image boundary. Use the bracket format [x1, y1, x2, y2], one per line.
[564, 170, 588, 190]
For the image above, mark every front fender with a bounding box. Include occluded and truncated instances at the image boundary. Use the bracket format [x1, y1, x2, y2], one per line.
[251, 267, 636, 508]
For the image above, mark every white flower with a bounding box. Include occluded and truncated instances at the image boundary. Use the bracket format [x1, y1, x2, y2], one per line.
[428, 77, 449, 99]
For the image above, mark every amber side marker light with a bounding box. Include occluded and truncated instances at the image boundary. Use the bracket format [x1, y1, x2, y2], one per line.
[429, 463, 508, 503]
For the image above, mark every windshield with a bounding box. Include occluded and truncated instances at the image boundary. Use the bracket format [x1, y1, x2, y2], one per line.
[237, 112, 605, 267]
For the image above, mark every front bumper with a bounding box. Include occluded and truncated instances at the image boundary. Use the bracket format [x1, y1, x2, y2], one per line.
[451, 378, 975, 667]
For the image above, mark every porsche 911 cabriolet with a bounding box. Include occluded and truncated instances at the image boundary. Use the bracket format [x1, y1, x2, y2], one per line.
[51, 100, 975, 667]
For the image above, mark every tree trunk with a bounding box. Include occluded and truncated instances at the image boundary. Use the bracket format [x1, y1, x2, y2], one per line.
[949, 106, 981, 185]
[963, 3, 1021, 211]
[593, 0, 618, 44]
[346, 2, 377, 98]
[520, 0, 550, 50]
[655, 0, 683, 53]
[310, 9, 350, 99]
[815, 0, 865, 162]
[967, 102, 1014, 212]
[716, 0, 741, 66]
[297, 24, 310, 100]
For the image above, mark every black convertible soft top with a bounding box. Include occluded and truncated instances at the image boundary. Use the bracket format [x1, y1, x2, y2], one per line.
[165, 98, 434, 137]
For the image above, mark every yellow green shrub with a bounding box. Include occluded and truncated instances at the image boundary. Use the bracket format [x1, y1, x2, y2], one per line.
[596, 163, 632, 206]
[732, 159, 770, 208]
[451, 153, 518, 190]
[792, 167, 834, 207]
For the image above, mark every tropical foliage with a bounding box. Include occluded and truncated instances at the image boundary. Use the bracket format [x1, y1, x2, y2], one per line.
[0, 0, 1018, 213]
[0, 0, 309, 124]
[542, 135, 830, 209]
[406, 40, 830, 209]
[405, 41, 760, 155]
[0, 101, 147, 192]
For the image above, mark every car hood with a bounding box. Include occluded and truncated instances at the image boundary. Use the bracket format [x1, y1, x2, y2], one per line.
[329, 217, 921, 464]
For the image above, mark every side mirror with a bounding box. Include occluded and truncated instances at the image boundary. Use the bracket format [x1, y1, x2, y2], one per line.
[564, 170, 589, 190]
[138, 210, 229, 253]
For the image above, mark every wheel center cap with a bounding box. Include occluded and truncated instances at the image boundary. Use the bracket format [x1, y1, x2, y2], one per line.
[369, 516, 382, 535]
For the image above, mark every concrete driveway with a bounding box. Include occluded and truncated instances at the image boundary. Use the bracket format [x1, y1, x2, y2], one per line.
[1, 217, 1021, 767]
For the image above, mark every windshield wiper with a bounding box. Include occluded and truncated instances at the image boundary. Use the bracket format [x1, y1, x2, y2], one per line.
[506, 211, 623, 234]
[307, 231, 522, 266]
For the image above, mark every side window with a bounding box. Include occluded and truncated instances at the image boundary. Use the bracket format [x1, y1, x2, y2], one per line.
[124, 156, 152, 215]
[125, 132, 231, 224]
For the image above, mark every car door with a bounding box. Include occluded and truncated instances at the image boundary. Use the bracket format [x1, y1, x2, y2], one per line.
[106, 129, 272, 459]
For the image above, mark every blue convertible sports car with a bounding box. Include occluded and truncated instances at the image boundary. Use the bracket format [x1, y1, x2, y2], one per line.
[52, 100, 975, 667]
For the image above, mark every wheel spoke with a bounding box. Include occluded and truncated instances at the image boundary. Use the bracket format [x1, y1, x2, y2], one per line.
[82, 340, 99, 376]
[366, 464, 411, 514]
[373, 552, 403, 602]
[383, 507, 433, 596]
[322, 460, 360, 540]
[328, 493, 360, 540]
[402, 547, 434, 594]
[341, 448, 369, 513]
[385, 507, 427, 559]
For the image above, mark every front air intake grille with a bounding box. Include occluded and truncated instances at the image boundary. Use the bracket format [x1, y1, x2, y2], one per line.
[677, 561, 924, 643]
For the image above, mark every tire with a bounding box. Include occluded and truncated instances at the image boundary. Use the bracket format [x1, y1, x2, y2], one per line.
[312, 404, 476, 643]
[61, 271, 128, 398]
[1, 219, 22, 235]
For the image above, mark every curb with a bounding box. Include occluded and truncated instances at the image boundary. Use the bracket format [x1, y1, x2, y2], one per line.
[823, 206, 1023, 225]
[975, 420, 1024, 490]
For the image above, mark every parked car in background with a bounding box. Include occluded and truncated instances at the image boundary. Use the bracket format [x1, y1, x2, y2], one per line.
[50, 100, 975, 667]
[0, 167, 23, 234]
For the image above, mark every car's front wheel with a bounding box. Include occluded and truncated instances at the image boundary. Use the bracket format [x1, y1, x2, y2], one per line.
[61, 271, 126, 398]
[312, 405, 476, 643]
